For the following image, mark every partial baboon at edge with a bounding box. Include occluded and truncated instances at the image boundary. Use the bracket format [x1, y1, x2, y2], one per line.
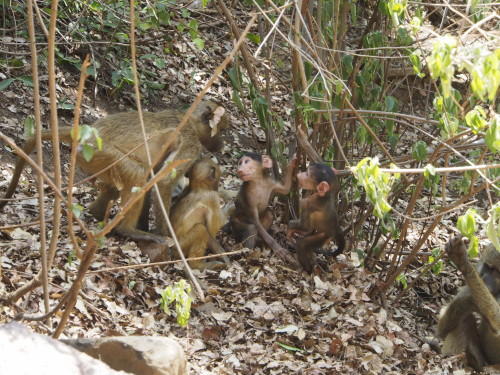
[169, 158, 230, 269]
[1, 100, 229, 244]
[437, 236, 500, 372]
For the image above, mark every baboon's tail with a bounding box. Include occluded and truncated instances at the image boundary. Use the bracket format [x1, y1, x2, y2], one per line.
[0, 128, 72, 210]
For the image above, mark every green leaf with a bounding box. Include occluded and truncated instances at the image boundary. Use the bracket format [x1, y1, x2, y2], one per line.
[485, 202, 500, 251]
[23, 116, 35, 138]
[465, 106, 487, 133]
[411, 141, 427, 162]
[0, 58, 24, 68]
[67, 250, 75, 266]
[231, 90, 244, 112]
[0, 78, 15, 91]
[276, 342, 302, 352]
[121, 67, 134, 84]
[70, 204, 83, 218]
[429, 248, 443, 275]
[79, 125, 93, 143]
[95, 135, 103, 150]
[251, 92, 269, 131]
[246, 33, 261, 44]
[138, 21, 153, 31]
[188, 19, 199, 39]
[424, 164, 435, 178]
[58, 99, 75, 110]
[467, 236, 479, 258]
[428, 36, 457, 98]
[192, 38, 204, 50]
[396, 274, 408, 289]
[341, 54, 353, 75]
[388, 134, 399, 150]
[154, 58, 166, 69]
[146, 81, 165, 90]
[410, 17, 422, 35]
[355, 125, 368, 145]
[457, 209, 478, 238]
[160, 280, 192, 328]
[86, 65, 96, 76]
[227, 67, 242, 91]
[467, 49, 500, 102]
[384, 96, 398, 112]
[409, 51, 425, 77]
[352, 157, 398, 218]
[140, 54, 158, 60]
[485, 115, 500, 154]
[82, 144, 94, 162]
[17, 75, 34, 87]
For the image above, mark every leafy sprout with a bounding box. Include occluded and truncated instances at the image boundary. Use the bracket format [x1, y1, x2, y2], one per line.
[160, 280, 192, 328]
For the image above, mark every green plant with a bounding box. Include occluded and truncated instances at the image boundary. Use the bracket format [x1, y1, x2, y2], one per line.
[485, 202, 500, 251]
[160, 280, 192, 327]
[396, 274, 408, 289]
[352, 157, 400, 218]
[428, 248, 443, 275]
[72, 125, 103, 162]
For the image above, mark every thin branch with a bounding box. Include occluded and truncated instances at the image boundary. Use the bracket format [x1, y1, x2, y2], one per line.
[46, 0, 62, 283]
[88, 249, 250, 274]
[67, 56, 91, 258]
[377, 163, 500, 174]
[27, 0, 49, 318]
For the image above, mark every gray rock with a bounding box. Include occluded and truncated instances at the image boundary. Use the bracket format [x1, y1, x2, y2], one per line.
[64, 336, 187, 375]
[0, 322, 130, 375]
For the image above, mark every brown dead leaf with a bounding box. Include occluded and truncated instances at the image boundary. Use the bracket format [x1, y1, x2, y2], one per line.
[328, 338, 343, 355]
[202, 325, 223, 341]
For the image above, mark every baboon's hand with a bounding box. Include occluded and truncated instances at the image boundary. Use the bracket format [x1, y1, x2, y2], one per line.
[446, 236, 468, 273]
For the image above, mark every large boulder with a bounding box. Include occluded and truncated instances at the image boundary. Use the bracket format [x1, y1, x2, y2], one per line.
[64, 335, 187, 375]
[0, 322, 130, 375]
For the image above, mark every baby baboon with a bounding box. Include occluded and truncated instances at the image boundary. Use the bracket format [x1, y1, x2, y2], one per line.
[437, 236, 500, 372]
[287, 163, 345, 273]
[169, 158, 230, 269]
[228, 152, 297, 263]
[1, 101, 229, 244]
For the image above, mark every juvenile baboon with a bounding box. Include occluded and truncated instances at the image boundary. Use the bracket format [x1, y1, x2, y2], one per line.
[437, 236, 500, 372]
[169, 158, 230, 269]
[1, 101, 229, 244]
[228, 152, 297, 263]
[287, 163, 345, 273]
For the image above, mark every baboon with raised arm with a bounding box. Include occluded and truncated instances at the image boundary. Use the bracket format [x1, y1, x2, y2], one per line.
[228, 152, 297, 264]
[437, 237, 500, 372]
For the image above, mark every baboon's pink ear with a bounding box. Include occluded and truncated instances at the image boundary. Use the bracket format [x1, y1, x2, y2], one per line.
[317, 181, 330, 196]
[262, 155, 273, 169]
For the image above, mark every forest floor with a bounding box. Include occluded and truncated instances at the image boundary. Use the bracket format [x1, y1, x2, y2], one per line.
[1, 5, 499, 375]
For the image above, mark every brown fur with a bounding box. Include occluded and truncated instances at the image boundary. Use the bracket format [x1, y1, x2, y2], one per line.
[287, 163, 345, 273]
[437, 237, 500, 372]
[228, 152, 297, 264]
[0, 101, 229, 244]
[169, 158, 229, 269]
